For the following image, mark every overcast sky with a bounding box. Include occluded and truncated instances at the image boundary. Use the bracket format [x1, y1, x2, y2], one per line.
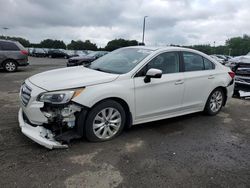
[0, 0, 249, 47]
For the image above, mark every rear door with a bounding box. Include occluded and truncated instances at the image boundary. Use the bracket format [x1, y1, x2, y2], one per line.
[181, 51, 216, 110]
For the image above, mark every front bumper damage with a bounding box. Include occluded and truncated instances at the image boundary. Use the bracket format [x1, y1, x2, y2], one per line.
[19, 109, 68, 149]
[18, 80, 89, 149]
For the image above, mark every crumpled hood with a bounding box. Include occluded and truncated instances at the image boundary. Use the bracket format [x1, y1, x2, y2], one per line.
[230, 56, 250, 63]
[28, 67, 119, 91]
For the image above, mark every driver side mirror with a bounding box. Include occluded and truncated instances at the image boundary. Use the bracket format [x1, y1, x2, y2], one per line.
[144, 68, 162, 83]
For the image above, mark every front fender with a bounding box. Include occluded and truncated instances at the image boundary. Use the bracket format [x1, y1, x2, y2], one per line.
[72, 79, 135, 118]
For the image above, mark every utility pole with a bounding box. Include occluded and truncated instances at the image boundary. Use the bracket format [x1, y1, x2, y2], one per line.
[213, 41, 216, 54]
[2, 27, 9, 39]
[229, 48, 232, 56]
[142, 16, 148, 45]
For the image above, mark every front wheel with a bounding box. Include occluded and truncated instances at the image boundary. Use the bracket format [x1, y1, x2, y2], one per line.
[204, 88, 225, 115]
[84, 100, 126, 142]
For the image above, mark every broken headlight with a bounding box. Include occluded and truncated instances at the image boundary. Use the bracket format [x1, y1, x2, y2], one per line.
[37, 88, 84, 104]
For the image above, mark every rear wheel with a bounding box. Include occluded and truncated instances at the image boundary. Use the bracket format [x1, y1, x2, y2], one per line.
[84, 100, 126, 142]
[4, 60, 18, 72]
[204, 88, 225, 115]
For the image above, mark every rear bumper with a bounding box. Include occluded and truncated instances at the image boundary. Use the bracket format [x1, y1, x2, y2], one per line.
[17, 58, 29, 66]
[226, 81, 235, 99]
[18, 108, 68, 149]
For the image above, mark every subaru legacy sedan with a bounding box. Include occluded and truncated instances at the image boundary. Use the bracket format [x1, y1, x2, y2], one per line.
[18, 47, 235, 149]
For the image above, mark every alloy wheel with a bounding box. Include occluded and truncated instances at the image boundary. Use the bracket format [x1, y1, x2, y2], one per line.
[209, 91, 223, 113]
[5, 62, 17, 72]
[93, 107, 122, 139]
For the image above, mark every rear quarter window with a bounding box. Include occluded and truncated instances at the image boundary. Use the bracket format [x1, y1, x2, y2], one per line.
[0, 41, 20, 51]
[204, 58, 215, 70]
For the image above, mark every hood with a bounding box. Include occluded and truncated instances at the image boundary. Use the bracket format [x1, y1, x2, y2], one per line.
[28, 67, 119, 91]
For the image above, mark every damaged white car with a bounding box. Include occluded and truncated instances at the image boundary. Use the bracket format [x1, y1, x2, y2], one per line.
[19, 47, 235, 149]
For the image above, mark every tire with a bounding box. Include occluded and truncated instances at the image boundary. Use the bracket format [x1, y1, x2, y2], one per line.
[204, 88, 225, 116]
[84, 100, 126, 142]
[4, 60, 18, 72]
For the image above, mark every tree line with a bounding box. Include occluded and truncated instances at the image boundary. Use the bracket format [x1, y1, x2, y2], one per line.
[1, 35, 250, 56]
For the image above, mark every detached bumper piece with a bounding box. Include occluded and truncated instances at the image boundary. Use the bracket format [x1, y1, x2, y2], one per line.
[18, 109, 68, 149]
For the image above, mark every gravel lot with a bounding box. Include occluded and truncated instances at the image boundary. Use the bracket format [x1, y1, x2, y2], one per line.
[0, 57, 249, 188]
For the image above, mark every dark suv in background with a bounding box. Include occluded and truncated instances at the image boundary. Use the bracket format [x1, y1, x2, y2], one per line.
[0, 40, 28, 72]
[47, 49, 70, 58]
[67, 51, 108, 67]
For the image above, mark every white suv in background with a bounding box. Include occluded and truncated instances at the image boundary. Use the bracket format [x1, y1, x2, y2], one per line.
[19, 47, 235, 149]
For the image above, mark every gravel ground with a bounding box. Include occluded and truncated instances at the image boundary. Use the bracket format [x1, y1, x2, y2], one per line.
[0, 57, 249, 188]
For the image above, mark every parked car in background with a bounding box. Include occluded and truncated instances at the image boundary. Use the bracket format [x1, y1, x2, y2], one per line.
[67, 51, 108, 67]
[47, 49, 70, 59]
[19, 46, 235, 149]
[27, 48, 34, 56]
[232, 62, 250, 97]
[0, 39, 28, 72]
[75, 50, 88, 57]
[210, 55, 226, 64]
[65, 50, 88, 58]
[32, 48, 46, 57]
[226, 52, 250, 69]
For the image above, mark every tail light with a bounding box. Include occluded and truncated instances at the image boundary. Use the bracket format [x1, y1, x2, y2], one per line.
[228, 71, 235, 79]
[20, 50, 28, 55]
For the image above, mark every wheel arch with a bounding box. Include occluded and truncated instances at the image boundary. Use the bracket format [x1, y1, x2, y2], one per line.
[2, 58, 18, 66]
[208, 86, 228, 106]
[90, 97, 133, 129]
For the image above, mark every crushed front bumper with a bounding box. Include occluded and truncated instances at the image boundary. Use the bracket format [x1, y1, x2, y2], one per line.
[18, 108, 68, 149]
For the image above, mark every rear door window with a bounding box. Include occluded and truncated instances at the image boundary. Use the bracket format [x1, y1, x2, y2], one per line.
[183, 52, 204, 72]
[0, 41, 19, 51]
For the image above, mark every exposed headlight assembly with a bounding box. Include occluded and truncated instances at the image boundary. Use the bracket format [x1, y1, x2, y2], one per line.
[37, 88, 84, 104]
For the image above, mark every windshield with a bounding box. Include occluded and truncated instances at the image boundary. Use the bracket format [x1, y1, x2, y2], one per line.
[88, 48, 153, 74]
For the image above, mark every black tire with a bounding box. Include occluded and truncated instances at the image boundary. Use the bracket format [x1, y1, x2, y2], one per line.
[204, 88, 225, 116]
[3, 60, 18, 72]
[84, 100, 126, 142]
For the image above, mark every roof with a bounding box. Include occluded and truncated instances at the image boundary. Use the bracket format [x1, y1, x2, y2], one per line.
[0, 39, 17, 43]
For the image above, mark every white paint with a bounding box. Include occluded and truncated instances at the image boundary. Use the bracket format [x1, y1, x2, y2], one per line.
[18, 46, 235, 148]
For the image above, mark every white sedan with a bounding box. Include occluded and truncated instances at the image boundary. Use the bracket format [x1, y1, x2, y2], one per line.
[19, 46, 235, 149]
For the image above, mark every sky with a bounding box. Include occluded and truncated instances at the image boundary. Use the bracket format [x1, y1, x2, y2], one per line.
[0, 0, 249, 47]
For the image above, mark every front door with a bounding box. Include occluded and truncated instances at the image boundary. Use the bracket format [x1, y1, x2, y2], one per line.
[134, 51, 184, 122]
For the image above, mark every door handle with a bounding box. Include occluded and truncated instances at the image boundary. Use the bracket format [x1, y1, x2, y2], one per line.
[175, 80, 184, 85]
[208, 75, 215, 79]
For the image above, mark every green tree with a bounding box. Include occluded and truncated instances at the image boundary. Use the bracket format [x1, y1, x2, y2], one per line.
[226, 35, 250, 56]
[105, 39, 139, 51]
[67, 40, 97, 50]
[40, 39, 66, 49]
[0, 35, 30, 47]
